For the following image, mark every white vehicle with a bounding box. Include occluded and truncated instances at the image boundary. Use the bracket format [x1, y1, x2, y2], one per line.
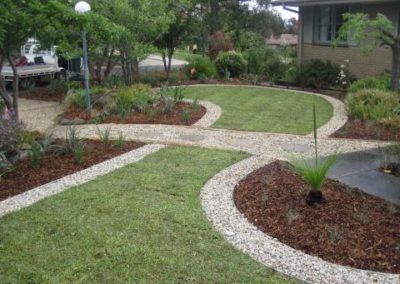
[1, 38, 66, 88]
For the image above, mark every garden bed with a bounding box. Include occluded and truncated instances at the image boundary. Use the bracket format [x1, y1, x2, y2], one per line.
[19, 86, 63, 102]
[234, 160, 400, 273]
[62, 102, 206, 126]
[331, 120, 400, 142]
[0, 140, 144, 201]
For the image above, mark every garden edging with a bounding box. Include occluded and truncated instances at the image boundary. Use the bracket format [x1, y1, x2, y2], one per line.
[201, 155, 400, 284]
[0, 144, 166, 218]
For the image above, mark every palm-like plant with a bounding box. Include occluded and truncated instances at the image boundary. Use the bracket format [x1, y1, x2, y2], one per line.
[292, 104, 338, 206]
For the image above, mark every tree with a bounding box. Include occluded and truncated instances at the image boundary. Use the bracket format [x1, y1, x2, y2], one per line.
[336, 13, 400, 92]
[154, 1, 195, 77]
[0, 0, 77, 117]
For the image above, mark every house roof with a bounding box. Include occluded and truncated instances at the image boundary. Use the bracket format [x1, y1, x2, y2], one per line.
[272, 0, 399, 6]
[266, 34, 298, 46]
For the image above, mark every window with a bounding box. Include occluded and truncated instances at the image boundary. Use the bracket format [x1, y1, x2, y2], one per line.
[313, 5, 349, 44]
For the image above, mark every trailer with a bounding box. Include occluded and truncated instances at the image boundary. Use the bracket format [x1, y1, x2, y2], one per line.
[0, 38, 65, 89]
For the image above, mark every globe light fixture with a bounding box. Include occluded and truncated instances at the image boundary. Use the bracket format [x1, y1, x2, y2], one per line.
[74, 1, 91, 14]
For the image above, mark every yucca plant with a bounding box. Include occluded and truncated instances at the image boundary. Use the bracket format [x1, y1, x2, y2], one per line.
[292, 104, 338, 206]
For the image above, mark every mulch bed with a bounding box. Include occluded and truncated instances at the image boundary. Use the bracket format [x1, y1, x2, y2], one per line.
[234, 161, 400, 273]
[332, 120, 400, 142]
[63, 102, 207, 126]
[19, 86, 63, 102]
[0, 140, 144, 201]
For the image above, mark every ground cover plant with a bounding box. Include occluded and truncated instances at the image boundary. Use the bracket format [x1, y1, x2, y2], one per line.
[234, 160, 400, 273]
[0, 147, 296, 283]
[62, 85, 206, 126]
[183, 86, 333, 134]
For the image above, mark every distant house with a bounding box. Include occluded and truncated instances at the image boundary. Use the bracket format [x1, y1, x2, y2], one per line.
[272, 0, 400, 78]
[266, 33, 298, 49]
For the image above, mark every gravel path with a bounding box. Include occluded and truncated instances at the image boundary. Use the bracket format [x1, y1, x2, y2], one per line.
[201, 154, 400, 284]
[16, 87, 398, 284]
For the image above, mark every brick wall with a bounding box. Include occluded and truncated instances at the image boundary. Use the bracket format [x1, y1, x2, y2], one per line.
[302, 44, 392, 78]
[299, 2, 399, 78]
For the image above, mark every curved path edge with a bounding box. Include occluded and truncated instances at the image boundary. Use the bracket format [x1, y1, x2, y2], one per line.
[0, 144, 166, 218]
[201, 155, 400, 284]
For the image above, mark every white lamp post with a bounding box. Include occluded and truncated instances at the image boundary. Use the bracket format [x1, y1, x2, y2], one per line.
[75, 1, 91, 113]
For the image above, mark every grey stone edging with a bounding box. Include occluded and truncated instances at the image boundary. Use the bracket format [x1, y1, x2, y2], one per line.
[0, 144, 166, 218]
[201, 155, 400, 284]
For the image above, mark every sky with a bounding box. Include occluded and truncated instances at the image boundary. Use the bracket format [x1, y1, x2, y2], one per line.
[248, 1, 299, 20]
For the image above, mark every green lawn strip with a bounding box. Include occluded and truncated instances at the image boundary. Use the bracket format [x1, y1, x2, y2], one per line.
[183, 86, 334, 134]
[0, 147, 296, 283]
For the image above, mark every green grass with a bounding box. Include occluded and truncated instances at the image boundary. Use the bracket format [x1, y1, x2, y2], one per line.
[0, 147, 296, 283]
[183, 86, 334, 134]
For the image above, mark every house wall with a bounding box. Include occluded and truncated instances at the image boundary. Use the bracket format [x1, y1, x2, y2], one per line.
[299, 2, 400, 78]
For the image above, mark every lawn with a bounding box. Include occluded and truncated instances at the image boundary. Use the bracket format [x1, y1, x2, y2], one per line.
[183, 86, 334, 134]
[0, 146, 296, 283]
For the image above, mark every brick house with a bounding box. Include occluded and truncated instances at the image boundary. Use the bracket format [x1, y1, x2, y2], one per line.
[272, 0, 400, 78]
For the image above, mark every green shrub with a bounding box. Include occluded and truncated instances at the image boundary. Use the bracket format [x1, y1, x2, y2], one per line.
[243, 47, 284, 81]
[72, 141, 85, 164]
[186, 56, 217, 79]
[215, 51, 247, 78]
[65, 90, 86, 109]
[348, 76, 390, 93]
[346, 89, 399, 121]
[30, 141, 43, 169]
[48, 79, 69, 97]
[139, 72, 168, 87]
[181, 109, 191, 125]
[233, 31, 265, 52]
[115, 132, 125, 149]
[111, 84, 153, 116]
[103, 74, 125, 89]
[303, 59, 340, 90]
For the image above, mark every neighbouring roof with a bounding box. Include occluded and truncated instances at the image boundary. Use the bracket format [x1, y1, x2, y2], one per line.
[272, 0, 399, 6]
[266, 34, 298, 46]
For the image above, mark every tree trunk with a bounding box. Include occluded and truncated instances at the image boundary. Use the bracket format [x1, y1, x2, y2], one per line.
[7, 53, 18, 118]
[390, 41, 400, 92]
[161, 52, 168, 75]
[0, 55, 13, 112]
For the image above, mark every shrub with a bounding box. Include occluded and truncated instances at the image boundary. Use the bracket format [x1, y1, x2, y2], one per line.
[208, 31, 233, 60]
[30, 141, 43, 169]
[111, 84, 153, 116]
[346, 89, 399, 121]
[103, 74, 125, 89]
[48, 79, 69, 97]
[302, 59, 340, 90]
[181, 109, 191, 125]
[0, 114, 24, 153]
[215, 51, 247, 78]
[243, 47, 283, 78]
[348, 76, 390, 93]
[233, 31, 265, 52]
[96, 126, 112, 144]
[186, 56, 217, 79]
[72, 141, 85, 164]
[115, 132, 125, 149]
[263, 55, 286, 84]
[65, 90, 86, 109]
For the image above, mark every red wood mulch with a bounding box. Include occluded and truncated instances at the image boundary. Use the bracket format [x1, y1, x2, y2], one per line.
[63, 102, 206, 126]
[234, 160, 400, 273]
[332, 120, 400, 142]
[0, 140, 145, 201]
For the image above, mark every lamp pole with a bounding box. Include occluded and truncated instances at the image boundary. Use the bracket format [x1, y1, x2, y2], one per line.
[75, 1, 91, 113]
